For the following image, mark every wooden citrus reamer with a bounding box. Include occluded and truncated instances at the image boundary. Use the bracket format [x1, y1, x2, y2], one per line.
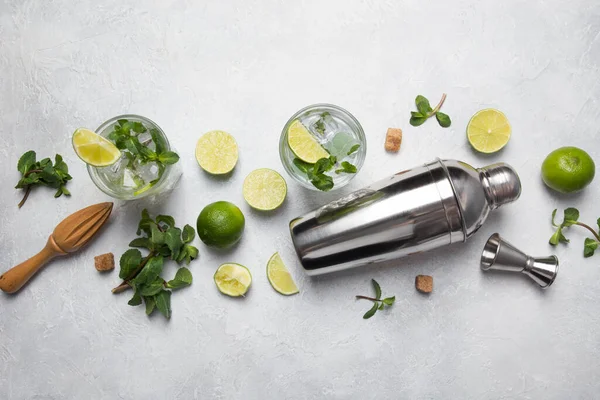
[0, 202, 113, 293]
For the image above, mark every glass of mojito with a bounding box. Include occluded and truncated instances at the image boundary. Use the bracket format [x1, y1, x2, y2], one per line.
[279, 104, 367, 192]
[86, 115, 181, 200]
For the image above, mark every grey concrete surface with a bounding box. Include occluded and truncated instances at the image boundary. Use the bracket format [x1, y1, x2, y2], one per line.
[1, 0, 599, 398]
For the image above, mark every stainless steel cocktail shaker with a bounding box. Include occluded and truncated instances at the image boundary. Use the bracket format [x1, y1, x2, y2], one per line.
[289, 159, 521, 275]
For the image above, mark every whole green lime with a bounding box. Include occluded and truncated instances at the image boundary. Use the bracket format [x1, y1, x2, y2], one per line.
[197, 201, 245, 248]
[541, 146, 595, 193]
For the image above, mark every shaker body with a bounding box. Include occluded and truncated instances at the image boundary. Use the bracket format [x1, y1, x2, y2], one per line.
[289, 160, 464, 275]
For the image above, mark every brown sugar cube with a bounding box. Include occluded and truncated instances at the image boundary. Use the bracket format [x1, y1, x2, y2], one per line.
[94, 253, 115, 272]
[415, 275, 433, 293]
[384, 128, 402, 152]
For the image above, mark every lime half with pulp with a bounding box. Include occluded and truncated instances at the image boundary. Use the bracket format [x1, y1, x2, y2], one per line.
[266, 252, 299, 295]
[214, 263, 252, 297]
[287, 120, 329, 163]
[195, 130, 238, 174]
[72, 128, 121, 167]
[466, 109, 511, 153]
[243, 169, 287, 211]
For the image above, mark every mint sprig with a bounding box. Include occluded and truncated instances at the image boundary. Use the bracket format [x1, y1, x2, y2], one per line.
[409, 94, 451, 128]
[107, 119, 179, 195]
[293, 155, 359, 192]
[550, 208, 600, 258]
[15, 151, 72, 208]
[356, 279, 396, 319]
[112, 209, 199, 319]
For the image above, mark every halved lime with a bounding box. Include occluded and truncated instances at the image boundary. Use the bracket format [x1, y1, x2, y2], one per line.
[467, 109, 511, 153]
[243, 169, 287, 211]
[195, 131, 238, 174]
[266, 252, 299, 296]
[287, 120, 329, 163]
[72, 128, 121, 167]
[214, 263, 252, 297]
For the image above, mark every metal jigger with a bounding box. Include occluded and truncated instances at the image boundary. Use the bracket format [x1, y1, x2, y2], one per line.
[480, 233, 559, 288]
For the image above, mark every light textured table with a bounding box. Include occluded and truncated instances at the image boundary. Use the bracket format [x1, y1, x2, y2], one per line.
[1, 0, 599, 399]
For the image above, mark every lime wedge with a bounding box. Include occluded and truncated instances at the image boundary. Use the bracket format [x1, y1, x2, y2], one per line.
[266, 252, 299, 295]
[72, 128, 121, 167]
[287, 120, 329, 163]
[214, 263, 252, 297]
[195, 131, 238, 174]
[243, 169, 287, 211]
[467, 109, 511, 153]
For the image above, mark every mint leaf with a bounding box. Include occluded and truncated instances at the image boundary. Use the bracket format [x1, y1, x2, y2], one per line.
[363, 303, 378, 319]
[378, 303, 385, 310]
[177, 244, 199, 264]
[549, 227, 568, 245]
[158, 151, 180, 165]
[144, 296, 156, 315]
[149, 128, 166, 154]
[151, 224, 164, 245]
[165, 227, 183, 259]
[551, 209, 560, 227]
[310, 174, 334, 192]
[132, 256, 163, 286]
[156, 215, 175, 229]
[597, 218, 600, 233]
[132, 121, 146, 133]
[167, 267, 193, 289]
[415, 95, 432, 115]
[435, 112, 451, 128]
[129, 237, 152, 250]
[347, 144, 360, 156]
[336, 161, 357, 174]
[17, 151, 36, 174]
[138, 278, 165, 296]
[313, 157, 333, 174]
[372, 279, 382, 300]
[124, 136, 143, 155]
[119, 249, 142, 279]
[137, 209, 153, 236]
[584, 238, 598, 258]
[182, 224, 195, 244]
[563, 208, 580, 226]
[382, 296, 395, 306]
[154, 290, 171, 319]
[293, 158, 312, 174]
[410, 114, 427, 127]
[128, 291, 142, 306]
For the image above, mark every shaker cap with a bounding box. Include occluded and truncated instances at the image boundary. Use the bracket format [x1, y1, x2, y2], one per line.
[478, 163, 522, 209]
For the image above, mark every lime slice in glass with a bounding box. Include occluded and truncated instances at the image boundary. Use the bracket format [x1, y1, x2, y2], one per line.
[195, 130, 239, 174]
[214, 263, 252, 297]
[243, 168, 287, 211]
[266, 252, 299, 296]
[72, 128, 121, 167]
[287, 120, 329, 163]
[466, 109, 511, 153]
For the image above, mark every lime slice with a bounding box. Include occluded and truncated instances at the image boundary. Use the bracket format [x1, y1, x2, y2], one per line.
[195, 131, 238, 174]
[72, 128, 121, 167]
[266, 252, 299, 295]
[287, 120, 329, 163]
[214, 263, 252, 297]
[243, 169, 287, 211]
[466, 109, 511, 153]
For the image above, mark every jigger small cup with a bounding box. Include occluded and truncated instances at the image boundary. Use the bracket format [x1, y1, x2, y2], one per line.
[480, 233, 559, 289]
